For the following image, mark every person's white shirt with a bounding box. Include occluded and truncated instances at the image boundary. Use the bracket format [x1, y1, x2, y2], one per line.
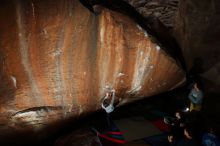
[101, 90, 115, 114]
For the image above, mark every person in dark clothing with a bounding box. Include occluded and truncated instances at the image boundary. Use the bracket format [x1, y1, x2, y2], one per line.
[165, 111, 185, 141]
[168, 125, 199, 146]
[171, 112, 185, 141]
[202, 127, 220, 146]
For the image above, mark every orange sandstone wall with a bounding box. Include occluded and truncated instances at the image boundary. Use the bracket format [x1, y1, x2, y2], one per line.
[0, 0, 185, 134]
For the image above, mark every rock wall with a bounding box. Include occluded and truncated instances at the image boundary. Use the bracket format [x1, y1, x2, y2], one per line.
[0, 0, 185, 143]
[125, 0, 179, 28]
[174, 0, 220, 73]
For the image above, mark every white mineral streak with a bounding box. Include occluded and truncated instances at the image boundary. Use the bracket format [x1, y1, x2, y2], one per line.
[117, 72, 125, 77]
[136, 24, 148, 37]
[128, 42, 152, 94]
[156, 45, 161, 51]
[16, 2, 42, 104]
[11, 76, 17, 88]
[98, 15, 111, 98]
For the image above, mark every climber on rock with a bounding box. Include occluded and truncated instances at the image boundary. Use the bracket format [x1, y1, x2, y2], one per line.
[101, 89, 116, 127]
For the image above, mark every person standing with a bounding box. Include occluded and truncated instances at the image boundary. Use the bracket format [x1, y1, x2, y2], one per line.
[164, 111, 186, 141]
[188, 82, 204, 112]
[168, 125, 198, 146]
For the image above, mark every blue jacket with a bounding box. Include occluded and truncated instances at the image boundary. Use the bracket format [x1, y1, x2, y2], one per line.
[188, 89, 203, 104]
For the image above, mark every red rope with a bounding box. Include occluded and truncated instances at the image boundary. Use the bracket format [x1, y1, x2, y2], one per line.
[105, 131, 123, 135]
[98, 133, 126, 144]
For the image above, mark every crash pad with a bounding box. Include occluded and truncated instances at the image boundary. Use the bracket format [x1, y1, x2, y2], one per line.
[114, 117, 162, 141]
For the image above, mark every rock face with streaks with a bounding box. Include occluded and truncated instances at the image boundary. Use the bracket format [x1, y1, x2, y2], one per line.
[0, 0, 185, 144]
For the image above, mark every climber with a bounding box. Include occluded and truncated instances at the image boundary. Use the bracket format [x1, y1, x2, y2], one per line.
[101, 89, 116, 127]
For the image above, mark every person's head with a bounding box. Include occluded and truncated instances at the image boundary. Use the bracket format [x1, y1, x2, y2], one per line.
[184, 125, 194, 139]
[193, 81, 203, 91]
[206, 126, 216, 134]
[175, 111, 183, 120]
[102, 92, 112, 107]
[209, 128, 214, 134]
[168, 135, 174, 143]
[102, 98, 110, 107]
[193, 83, 199, 90]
